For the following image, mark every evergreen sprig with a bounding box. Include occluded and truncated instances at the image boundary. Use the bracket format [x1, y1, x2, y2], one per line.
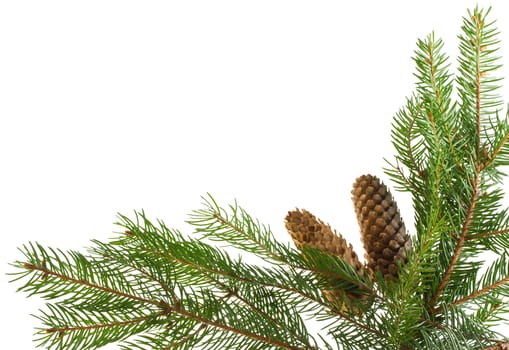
[9, 6, 509, 349]
[384, 5, 509, 348]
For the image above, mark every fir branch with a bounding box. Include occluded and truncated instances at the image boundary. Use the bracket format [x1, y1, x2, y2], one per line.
[414, 32, 453, 114]
[452, 275, 509, 309]
[187, 193, 296, 264]
[161, 324, 208, 350]
[123, 211, 387, 343]
[467, 226, 509, 240]
[156, 298, 309, 350]
[9, 6, 509, 349]
[212, 281, 318, 349]
[118, 214, 320, 303]
[457, 6, 504, 151]
[483, 116, 509, 169]
[429, 165, 481, 310]
[21, 260, 157, 307]
[41, 310, 156, 346]
[388, 96, 427, 180]
[121, 211, 382, 337]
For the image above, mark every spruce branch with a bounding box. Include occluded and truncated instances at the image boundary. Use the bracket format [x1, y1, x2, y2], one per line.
[429, 164, 481, 310]
[111, 211, 386, 346]
[468, 226, 509, 241]
[432, 254, 509, 316]
[187, 193, 295, 264]
[384, 5, 509, 348]
[9, 5, 509, 350]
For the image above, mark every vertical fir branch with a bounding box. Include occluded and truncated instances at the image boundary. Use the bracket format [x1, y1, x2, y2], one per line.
[474, 12, 483, 143]
[387, 5, 508, 347]
[429, 165, 480, 310]
[457, 6, 503, 156]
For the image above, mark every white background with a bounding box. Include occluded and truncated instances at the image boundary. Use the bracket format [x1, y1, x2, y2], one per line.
[1, 1, 509, 348]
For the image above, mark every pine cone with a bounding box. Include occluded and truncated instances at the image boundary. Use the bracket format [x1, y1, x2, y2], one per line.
[285, 209, 368, 313]
[285, 209, 363, 271]
[352, 174, 411, 278]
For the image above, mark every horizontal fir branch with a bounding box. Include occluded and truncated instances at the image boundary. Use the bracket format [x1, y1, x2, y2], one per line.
[187, 193, 299, 264]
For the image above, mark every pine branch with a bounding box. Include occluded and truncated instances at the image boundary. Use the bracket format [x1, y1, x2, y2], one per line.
[14, 233, 323, 349]
[453, 275, 509, 309]
[187, 193, 294, 264]
[155, 298, 308, 350]
[21, 260, 157, 306]
[385, 5, 509, 348]
[9, 5, 509, 350]
[429, 165, 481, 310]
[469, 228, 509, 240]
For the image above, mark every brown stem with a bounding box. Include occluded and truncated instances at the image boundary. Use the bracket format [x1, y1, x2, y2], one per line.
[429, 165, 480, 310]
[467, 227, 509, 241]
[421, 317, 509, 349]
[143, 244, 386, 341]
[427, 39, 443, 113]
[490, 131, 509, 161]
[451, 274, 509, 309]
[23, 262, 157, 306]
[159, 301, 307, 350]
[218, 283, 319, 349]
[45, 314, 156, 337]
[474, 13, 483, 145]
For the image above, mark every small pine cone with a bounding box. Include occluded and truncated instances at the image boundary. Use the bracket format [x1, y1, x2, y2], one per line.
[352, 174, 411, 278]
[285, 209, 363, 272]
[285, 209, 368, 313]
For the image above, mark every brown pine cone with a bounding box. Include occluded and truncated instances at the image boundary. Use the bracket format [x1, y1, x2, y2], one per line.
[352, 174, 411, 278]
[285, 209, 363, 271]
[285, 209, 368, 313]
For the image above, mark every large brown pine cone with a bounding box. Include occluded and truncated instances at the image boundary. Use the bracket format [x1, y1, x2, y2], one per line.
[285, 209, 367, 313]
[351, 174, 411, 278]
